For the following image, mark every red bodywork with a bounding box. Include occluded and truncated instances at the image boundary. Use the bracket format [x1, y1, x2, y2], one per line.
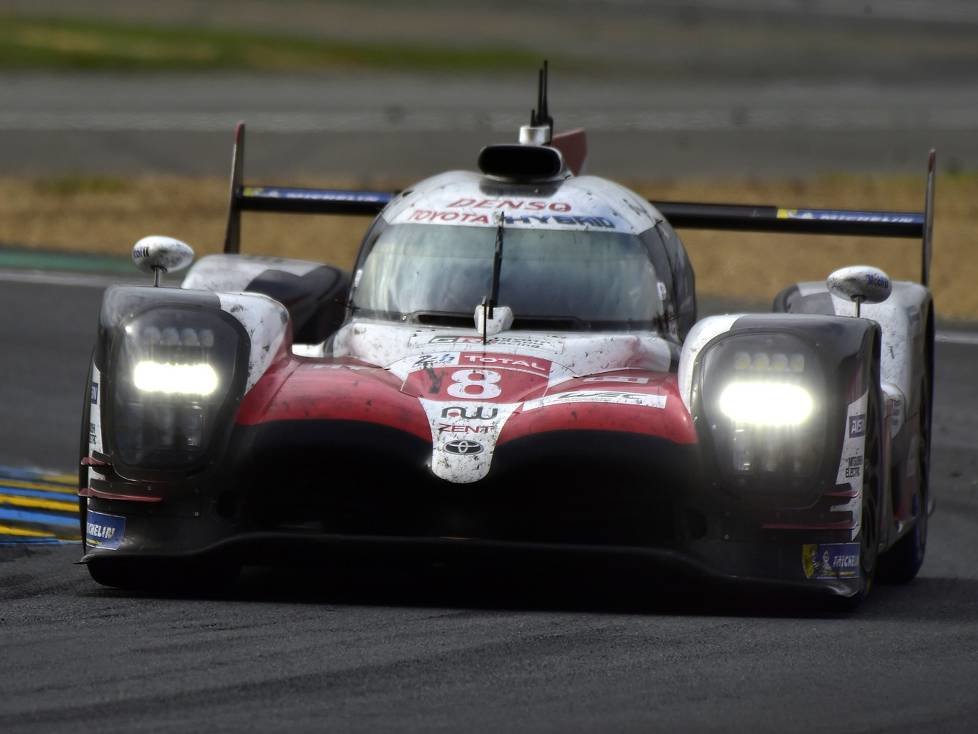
[235, 350, 697, 447]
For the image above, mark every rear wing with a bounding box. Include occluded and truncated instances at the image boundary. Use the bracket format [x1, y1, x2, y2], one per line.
[224, 124, 936, 286]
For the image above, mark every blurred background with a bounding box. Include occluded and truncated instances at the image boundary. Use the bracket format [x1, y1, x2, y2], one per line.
[1, 0, 978, 314]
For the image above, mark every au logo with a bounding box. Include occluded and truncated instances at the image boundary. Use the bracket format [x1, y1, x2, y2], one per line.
[441, 406, 498, 420]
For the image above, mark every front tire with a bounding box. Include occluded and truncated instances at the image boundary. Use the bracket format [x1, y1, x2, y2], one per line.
[856, 383, 882, 600]
[878, 375, 930, 583]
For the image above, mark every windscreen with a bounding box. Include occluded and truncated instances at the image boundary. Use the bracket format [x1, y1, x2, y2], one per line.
[352, 223, 663, 330]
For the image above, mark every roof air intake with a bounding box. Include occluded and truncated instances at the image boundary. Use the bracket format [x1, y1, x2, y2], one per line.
[477, 144, 565, 181]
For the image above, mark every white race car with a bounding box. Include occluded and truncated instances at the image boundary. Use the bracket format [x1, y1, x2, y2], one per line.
[79, 65, 934, 605]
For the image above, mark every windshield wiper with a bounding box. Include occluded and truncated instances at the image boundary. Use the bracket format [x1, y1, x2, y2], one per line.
[480, 212, 506, 344]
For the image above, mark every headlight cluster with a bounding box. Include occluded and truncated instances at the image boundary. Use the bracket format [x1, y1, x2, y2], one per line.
[717, 350, 813, 427]
[111, 309, 242, 469]
[698, 335, 826, 483]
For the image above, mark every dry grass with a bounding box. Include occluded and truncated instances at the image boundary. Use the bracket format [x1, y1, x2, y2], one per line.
[2, 172, 976, 319]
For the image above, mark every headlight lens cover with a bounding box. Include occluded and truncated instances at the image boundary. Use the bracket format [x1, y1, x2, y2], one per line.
[132, 360, 220, 396]
[717, 381, 814, 427]
[698, 333, 828, 485]
[110, 307, 244, 470]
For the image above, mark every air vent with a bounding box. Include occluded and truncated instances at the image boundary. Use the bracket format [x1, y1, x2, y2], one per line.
[477, 144, 566, 182]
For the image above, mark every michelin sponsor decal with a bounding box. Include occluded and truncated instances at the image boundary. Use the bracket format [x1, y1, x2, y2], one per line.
[86, 510, 126, 550]
[802, 543, 860, 580]
[776, 208, 922, 226]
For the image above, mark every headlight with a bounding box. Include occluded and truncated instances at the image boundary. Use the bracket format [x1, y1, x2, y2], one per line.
[109, 307, 244, 470]
[698, 334, 827, 485]
[717, 381, 814, 427]
[133, 360, 220, 396]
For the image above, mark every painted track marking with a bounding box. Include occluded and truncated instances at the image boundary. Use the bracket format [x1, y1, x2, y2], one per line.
[0, 467, 79, 544]
[936, 331, 978, 346]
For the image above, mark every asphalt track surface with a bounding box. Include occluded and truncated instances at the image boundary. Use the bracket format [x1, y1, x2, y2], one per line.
[3, 73, 977, 178]
[2, 274, 978, 732]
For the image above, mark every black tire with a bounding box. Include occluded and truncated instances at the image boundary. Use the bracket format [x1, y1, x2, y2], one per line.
[856, 384, 882, 600]
[878, 374, 930, 583]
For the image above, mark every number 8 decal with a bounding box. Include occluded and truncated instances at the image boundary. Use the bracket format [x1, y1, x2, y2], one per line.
[447, 369, 502, 399]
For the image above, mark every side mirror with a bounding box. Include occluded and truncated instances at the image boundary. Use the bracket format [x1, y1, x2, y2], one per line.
[132, 236, 195, 287]
[826, 265, 891, 317]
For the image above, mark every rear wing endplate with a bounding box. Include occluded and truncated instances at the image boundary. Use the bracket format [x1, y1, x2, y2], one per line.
[224, 123, 936, 286]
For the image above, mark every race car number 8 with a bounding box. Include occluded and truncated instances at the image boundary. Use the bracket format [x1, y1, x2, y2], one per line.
[447, 369, 502, 399]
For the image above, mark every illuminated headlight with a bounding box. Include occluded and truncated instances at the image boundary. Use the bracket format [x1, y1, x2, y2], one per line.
[133, 360, 219, 396]
[717, 381, 814, 427]
[698, 333, 827, 482]
[109, 307, 244, 470]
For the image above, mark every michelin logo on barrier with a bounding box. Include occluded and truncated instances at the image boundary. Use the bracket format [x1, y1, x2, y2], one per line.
[86, 510, 126, 550]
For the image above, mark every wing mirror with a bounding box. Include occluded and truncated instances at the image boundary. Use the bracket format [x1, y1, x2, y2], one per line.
[132, 236, 195, 287]
[826, 265, 891, 317]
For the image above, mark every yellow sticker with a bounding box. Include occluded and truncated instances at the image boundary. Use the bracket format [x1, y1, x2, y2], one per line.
[801, 544, 818, 579]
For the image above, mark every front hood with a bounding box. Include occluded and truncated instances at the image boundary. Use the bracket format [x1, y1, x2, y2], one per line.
[320, 320, 681, 483]
[331, 319, 675, 382]
[245, 321, 691, 484]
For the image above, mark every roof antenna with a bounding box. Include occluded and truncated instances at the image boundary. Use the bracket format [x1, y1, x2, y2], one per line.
[520, 60, 553, 145]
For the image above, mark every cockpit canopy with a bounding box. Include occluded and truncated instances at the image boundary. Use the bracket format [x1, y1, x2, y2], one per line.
[352, 222, 669, 331]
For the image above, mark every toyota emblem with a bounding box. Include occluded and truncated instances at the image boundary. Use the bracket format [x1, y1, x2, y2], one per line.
[444, 439, 484, 455]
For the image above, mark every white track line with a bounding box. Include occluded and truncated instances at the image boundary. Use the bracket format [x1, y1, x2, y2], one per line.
[935, 331, 978, 346]
[0, 269, 144, 288]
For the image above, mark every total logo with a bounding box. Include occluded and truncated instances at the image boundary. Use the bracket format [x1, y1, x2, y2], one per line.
[443, 439, 484, 455]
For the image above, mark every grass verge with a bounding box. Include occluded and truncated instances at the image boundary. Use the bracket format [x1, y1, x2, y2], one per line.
[1, 172, 976, 319]
[0, 15, 553, 73]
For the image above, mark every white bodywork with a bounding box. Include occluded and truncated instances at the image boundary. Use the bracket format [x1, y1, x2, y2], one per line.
[794, 279, 929, 439]
[380, 171, 662, 234]
[215, 292, 290, 393]
[677, 314, 741, 412]
[182, 254, 322, 292]
[331, 320, 673, 376]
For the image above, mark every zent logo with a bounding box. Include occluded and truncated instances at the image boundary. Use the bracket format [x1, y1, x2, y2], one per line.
[447, 369, 502, 400]
[444, 439, 484, 455]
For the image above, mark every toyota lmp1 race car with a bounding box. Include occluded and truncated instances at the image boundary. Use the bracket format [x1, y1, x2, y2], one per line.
[79, 66, 935, 606]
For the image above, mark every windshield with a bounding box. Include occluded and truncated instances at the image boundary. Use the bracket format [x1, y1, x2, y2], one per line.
[352, 223, 664, 330]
